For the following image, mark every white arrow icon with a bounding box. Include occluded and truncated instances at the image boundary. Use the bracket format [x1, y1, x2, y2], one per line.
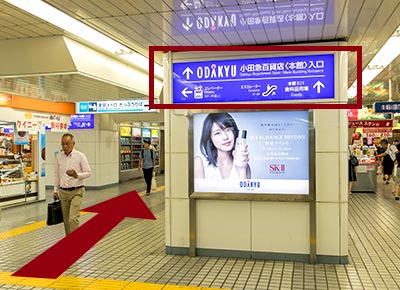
[183, 67, 193, 79]
[313, 81, 325, 93]
[181, 0, 190, 10]
[182, 18, 193, 31]
[181, 87, 193, 98]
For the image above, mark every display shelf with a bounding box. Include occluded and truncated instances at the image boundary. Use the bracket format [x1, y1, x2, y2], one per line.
[119, 126, 162, 181]
[131, 136, 142, 169]
[0, 157, 23, 185]
[151, 136, 160, 167]
[119, 131, 133, 170]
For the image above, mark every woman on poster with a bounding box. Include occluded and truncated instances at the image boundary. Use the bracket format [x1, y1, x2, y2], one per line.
[194, 113, 251, 179]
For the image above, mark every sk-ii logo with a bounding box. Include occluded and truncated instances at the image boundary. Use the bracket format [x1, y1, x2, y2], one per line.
[269, 164, 286, 174]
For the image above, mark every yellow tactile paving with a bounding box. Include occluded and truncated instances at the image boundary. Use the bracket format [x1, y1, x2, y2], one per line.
[0, 220, 47, 241]
[0, 185, 165, 241]
[0, 272, 230, 290]
[122, 282, 164, 290]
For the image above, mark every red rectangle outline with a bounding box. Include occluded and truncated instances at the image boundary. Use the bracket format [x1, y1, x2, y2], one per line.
[149, 45, 362, 110]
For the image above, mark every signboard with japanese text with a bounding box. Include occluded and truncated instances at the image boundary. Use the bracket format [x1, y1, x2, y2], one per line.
[173, 54, 334, 103]
[76, 100, 155, 114]
[69, 114, 94, 129]
[15, 112, 69, 132]
[174, 0, 333, 35]
[348, 120, 393, 128]
[192, 111, 310, 195]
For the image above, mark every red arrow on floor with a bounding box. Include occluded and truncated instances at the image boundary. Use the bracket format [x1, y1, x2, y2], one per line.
[12, 190, 156, 279]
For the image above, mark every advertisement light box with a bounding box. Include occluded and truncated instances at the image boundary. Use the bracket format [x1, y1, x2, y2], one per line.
[192, 111, 310, 195]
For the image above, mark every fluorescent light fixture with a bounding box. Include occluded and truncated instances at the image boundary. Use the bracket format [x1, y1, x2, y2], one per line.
[120, 53, 164, 79]
[5, 0, 163, 79]
[348, 27, 400, 98]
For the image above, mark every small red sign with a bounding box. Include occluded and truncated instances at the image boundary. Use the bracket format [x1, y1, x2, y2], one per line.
[348, 120, 393, 128]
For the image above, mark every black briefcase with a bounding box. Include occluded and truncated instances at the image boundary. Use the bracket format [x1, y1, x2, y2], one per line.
[47, 201, 63, 226]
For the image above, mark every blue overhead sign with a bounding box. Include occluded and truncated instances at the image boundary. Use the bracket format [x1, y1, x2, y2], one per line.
[69, 114, 94, 129]
[173, 54, 335, 103]
[174, 0, 333, 35]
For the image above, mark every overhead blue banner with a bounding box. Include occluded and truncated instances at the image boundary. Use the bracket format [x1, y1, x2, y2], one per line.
[69, 114, 94, 129]
[174, 0, 333, 35]
[173, 53, 335, 103]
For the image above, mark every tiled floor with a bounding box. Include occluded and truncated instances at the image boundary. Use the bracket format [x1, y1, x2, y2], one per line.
[1, 175, 400, 289]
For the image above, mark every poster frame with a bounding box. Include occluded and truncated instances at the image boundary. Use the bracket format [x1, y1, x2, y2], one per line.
[188, 110, 315, 202]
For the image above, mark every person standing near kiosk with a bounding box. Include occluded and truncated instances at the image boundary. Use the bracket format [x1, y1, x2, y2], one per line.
[138, 139, 156, 195]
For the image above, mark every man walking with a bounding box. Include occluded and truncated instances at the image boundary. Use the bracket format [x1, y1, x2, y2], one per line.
[53, 133, 91, 235]
[138, 139, 156, 195]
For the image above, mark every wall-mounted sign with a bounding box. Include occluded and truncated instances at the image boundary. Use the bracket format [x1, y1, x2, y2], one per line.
[2, 127, 14, 134]
[192, 111, 310, 195]
[69, 114, 94, 129]
[348, 120, 393, 128]
[76, 100, 154, 114]
[15, 113, 69, 132]
[174, 0, 333, 35]
[173, 54, 334, 103]
[374, 101, 400, 113]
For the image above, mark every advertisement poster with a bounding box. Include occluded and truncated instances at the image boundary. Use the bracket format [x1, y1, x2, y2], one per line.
[193, 111, 309, 194]
[132, 128, 141, 137]
[120, 126, 132, 137]
[40, 132, 46, 177]
[14, 130, 30, 145]
[142, 128, 151, 138]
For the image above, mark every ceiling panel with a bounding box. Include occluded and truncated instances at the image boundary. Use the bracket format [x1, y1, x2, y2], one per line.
[86, 0, 126, 17]
[124, 0, 158, 14]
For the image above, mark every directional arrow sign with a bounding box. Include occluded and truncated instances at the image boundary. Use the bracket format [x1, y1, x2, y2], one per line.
[12, 191, 156, 279]
[172, 54, 335, 103]
[181, 87, 193, 98]
[313, 81, 325, 93]
[182, 17, 193, 31]
[182, 67, 193, 79]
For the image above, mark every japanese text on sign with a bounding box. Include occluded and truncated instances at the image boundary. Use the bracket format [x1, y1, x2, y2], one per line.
[173, 53, 334, 103]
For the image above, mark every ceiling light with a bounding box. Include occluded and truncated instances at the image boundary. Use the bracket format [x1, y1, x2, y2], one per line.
[119, 52, 164, 79]
[348, 27, 400, 98]
[5, 0, 163, 79]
